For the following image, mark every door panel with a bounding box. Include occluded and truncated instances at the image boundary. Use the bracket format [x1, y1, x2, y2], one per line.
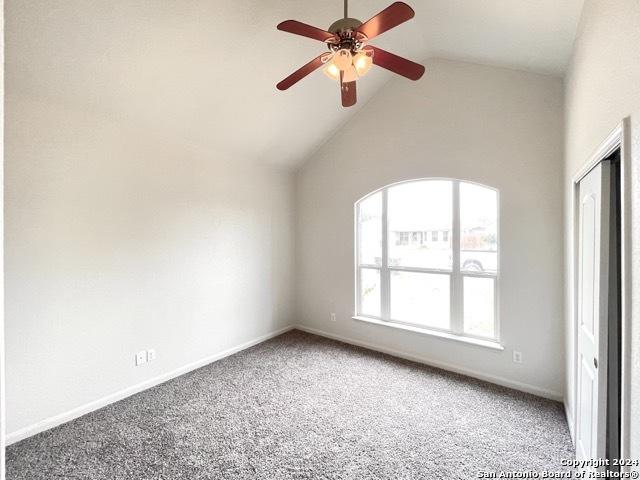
[577, 356, 595, 457]
[579, 194, 596, 338]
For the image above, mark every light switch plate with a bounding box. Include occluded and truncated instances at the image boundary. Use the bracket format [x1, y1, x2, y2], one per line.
[147, 349, 156, 362]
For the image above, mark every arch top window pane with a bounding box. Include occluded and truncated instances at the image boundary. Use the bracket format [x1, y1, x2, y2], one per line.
[387, 180, 453, 270]
[357, 192, 382, 266]
[460, 183, 498, 274]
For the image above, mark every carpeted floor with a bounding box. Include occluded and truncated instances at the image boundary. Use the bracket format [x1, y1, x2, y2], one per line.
[7, 330, 574, 479]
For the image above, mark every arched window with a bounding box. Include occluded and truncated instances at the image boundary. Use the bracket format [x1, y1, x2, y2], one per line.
[355, 179, 499, 342]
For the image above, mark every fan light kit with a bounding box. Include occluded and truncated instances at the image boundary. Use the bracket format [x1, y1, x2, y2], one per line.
[276, 1, 425, 107]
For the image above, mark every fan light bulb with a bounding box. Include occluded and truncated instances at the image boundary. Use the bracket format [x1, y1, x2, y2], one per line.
[323, 62, 341, 81]
[353, 51, 373, 77]
[332, 49, 353, 70]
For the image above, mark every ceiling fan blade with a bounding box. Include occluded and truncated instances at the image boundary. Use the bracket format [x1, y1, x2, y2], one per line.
[366, 46, 425, 80]
[340, 72, 357, 107]
[277, 20, 339, 43]
[355, 2, 415, 41]
[277, 54, 327, 90]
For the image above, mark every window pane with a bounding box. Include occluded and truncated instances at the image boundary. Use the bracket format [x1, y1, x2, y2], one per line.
[357, 192, 382, 266]
[390, 271, 450, 329]
[388, 181, 452, 269]
[460, 183, 498, 273]
[463, 276, 495, 338]
[359, 268, 381, 317]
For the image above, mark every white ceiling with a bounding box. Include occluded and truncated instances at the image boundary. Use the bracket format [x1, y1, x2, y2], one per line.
[7, 0, 584, 168]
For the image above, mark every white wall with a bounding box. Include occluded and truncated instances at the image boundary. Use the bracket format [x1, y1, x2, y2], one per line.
[563, 0, 640, 463]
[5, 93, 295, 435]
[295, 59, 565, 399]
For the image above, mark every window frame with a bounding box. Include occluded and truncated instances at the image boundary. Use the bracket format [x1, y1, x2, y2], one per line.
[354, 178, 501, 346]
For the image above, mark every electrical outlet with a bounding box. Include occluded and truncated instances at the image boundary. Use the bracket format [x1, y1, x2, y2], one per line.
[330, 313, 336, 322]
[147, 349, 156, 362]
[135, 350, 147, 366]
[513, 351, 523, 364]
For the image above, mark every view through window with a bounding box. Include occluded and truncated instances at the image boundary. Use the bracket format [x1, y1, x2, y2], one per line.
[356, 179, 499, 341]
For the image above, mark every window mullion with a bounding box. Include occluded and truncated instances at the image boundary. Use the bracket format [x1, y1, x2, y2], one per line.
[451, 181, 463, 334]
[381, 188, 390, 321]
[356, 266, 362, 316]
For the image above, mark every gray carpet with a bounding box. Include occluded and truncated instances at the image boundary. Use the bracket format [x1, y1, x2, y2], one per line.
[7, 330, 574, 479]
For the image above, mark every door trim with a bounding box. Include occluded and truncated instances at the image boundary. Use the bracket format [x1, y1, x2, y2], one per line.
[569, 118, 632, 466]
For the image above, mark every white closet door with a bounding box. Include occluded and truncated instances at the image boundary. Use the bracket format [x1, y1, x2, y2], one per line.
[576, 162, 611, 462]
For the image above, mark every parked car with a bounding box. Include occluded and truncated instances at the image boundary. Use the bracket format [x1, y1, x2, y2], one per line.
[461, 250, 497, 273]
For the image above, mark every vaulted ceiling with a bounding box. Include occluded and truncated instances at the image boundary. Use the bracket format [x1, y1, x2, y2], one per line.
[7, 0, 584, 167]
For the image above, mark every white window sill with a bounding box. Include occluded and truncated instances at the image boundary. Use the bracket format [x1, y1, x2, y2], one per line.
[352, 316, 504, 351]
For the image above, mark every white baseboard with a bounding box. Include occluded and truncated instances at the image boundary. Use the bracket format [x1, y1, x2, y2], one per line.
[564, 401, 575, 445]
[295, 325, 563, 402]
[6, 325, 294, 446]
[7, 323, 564, 445]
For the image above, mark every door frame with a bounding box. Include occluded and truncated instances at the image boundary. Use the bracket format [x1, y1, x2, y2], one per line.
[570, 118, 632, 466]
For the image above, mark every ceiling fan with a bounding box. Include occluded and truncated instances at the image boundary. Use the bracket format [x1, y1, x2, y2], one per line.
[276, 1, 425, 108]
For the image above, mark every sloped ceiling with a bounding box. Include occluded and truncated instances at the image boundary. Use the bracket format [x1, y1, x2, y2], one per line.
[6, 0, 583, 168]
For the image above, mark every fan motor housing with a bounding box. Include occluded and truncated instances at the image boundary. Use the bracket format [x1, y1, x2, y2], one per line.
[328, 18, 362, 35]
